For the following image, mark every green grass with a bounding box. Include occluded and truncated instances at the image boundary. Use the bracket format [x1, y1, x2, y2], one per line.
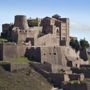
[0, 57, 30, 64]
[0, 64, 52, 90]
[0, 37, 8, 43]
[0, 61, 10, 65]
[11, 57, 30, 64]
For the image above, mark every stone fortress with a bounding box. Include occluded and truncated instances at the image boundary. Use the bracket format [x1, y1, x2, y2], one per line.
[1, 14, 90, 89]
[0, 14, 88, 67]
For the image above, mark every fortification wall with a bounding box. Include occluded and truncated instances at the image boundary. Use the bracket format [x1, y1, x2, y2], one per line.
[0, 44, 3, 60]
[41, 46, 67, 66]
[3, 43, 17, 60]
[40, 46, 87, 68]
[0, 63, 29, 72]
[0, 43, 27, 61]
[17, 30, 27, 43]
[10, 63, 29, 72]
[16, 44, 26, 57]
[14, 15, 29, 30]
[11, 30, 18, 42]
[35, 34, 60, 46]
[63, 83, 87, 90]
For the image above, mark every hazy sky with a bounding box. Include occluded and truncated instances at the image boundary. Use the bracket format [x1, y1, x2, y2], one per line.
[0, 0, 90, 42]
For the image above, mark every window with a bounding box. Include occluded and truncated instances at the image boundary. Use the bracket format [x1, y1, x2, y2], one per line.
[54, 53, 56, 55]
[43, 53, 46, 55]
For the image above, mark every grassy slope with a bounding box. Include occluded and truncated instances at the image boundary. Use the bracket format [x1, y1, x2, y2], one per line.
[0, 65, 52, 90]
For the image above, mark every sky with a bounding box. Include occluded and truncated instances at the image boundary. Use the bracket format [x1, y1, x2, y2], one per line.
[0, 0, 90, 42]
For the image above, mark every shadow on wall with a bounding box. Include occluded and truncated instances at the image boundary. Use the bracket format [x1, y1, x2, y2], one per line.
[63, 83, 87, 90]
[25, 47, 41, 62]
[79, 48, 88, 61]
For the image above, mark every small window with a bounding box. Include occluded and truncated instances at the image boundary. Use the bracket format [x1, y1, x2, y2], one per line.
[76, 64, 77, 67]
[44, 53, 46, 55]
[54, 53, 56, 55]
[62, 37, 66, 40]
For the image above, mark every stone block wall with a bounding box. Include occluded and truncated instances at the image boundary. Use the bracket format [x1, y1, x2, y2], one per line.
[0, 43, 27, 61]
[0, 63, 29, 72]
[41, 46, 67, 66]
[49, 73, 70, 87]
[3, 43, 17, 60]
[63, 83, 87, 90]
[35, 34, 60, 46]
[10, 63, 29, 72]
[69, 74, 84, 81]
[0, 44, 3, 60]
[17, 44, 26, 57]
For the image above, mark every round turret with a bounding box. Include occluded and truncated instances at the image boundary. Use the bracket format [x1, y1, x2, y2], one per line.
[14, 15, 29, 30]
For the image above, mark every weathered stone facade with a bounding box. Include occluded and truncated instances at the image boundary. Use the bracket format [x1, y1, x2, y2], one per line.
[0, 14, 89, 72]
[0, 43, 26, 60]
[40, 16, 69, 46]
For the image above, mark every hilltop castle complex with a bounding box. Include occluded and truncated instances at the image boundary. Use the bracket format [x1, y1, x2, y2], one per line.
[0, 14, 89, 72]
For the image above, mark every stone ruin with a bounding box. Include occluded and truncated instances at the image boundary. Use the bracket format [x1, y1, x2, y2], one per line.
[0, 14, 90, 89]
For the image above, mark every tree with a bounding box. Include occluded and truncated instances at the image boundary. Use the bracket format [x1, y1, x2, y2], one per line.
[69, 39, 80, 52]
[80, 39, 89, 49]
[70, 38, 90, 61]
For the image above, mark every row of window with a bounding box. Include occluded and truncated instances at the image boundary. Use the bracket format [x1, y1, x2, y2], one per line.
[43, 53, 56, 56]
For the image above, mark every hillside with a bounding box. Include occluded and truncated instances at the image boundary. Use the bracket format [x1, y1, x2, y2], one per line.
[0, 66, 52, 90]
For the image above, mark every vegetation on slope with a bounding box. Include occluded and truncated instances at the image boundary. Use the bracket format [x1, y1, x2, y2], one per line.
[0, 37, 8, 43]
[0, 65, 52, 90]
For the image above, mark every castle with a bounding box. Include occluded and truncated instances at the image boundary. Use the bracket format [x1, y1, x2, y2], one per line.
[0, 14, 89, 72]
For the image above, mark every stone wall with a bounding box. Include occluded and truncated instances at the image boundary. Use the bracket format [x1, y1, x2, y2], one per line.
[12, 26, 42, 44]
[11, 30, 18, 42]
[2, 24, 12, 38]
[3, 43, 17, 60]
[35, 34, 60, 46]
[63, 83, 87, 90]
[41, 46, 67, 66]
[60, 18, 69, 46]
[10, 63, 29, 72]
[14, 15, 29, 30]
[41, 46, 86, 68]
[0, 43, 27, 61]
[17, 44, 26, 57]
[0, 63, 29, 72]
[17, 30, 27, 43]
[0, 44, 3, 60]
[69, 74, 84, 81]
[71, 67, 90, 78]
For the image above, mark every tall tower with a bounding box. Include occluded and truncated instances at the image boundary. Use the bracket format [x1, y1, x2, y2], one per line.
[14, 15, 29, 30]
[60, 18, 69, 46]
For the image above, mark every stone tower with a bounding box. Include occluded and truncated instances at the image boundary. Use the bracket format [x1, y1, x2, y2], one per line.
[14, 15, 29, 30]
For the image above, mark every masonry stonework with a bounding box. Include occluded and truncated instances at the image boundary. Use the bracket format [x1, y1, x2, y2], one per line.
[0, 14, 89, 73]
